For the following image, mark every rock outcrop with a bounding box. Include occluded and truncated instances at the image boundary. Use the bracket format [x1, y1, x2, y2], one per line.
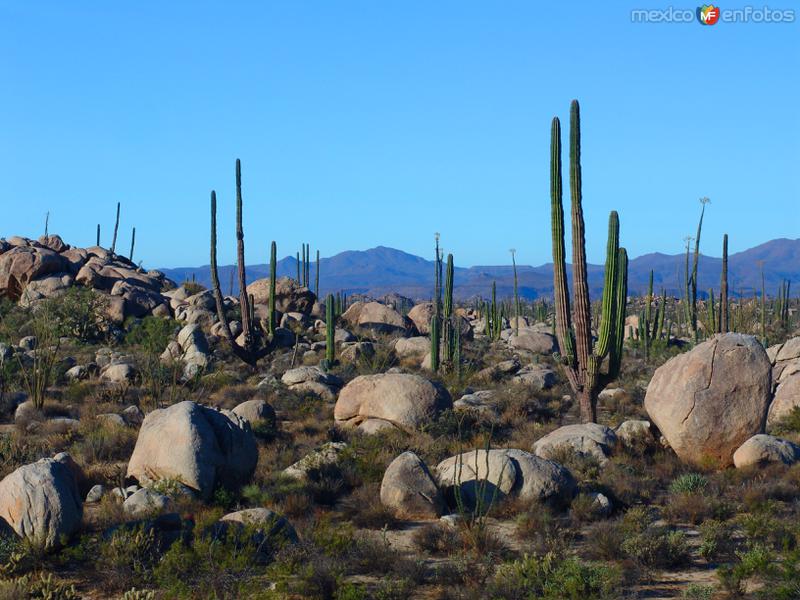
[644, 333, 771, 467]
[127, 401, 258, 499]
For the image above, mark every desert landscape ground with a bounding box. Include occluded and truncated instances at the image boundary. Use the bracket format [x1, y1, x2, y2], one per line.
[0, 98, 798, 600]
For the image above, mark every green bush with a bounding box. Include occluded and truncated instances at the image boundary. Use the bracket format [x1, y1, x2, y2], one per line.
[488, 552, 622, 600]
[620, 528, 690, 569]
[669, 473, 709, 495]
[99, 525, 160, 591]
[698, 519, 736, 562]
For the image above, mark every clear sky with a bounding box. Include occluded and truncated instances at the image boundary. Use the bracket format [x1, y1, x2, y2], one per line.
[2, 1, 798, 269]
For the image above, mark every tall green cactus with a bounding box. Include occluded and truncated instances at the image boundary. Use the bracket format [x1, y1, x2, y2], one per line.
[326, 293, 336, 365]
[209, 159, 272, 367]
[110, 202, 121, 255]
[443, 253, 454, 364]
[720, 234, 729, 332]
[129, 227, 136, 262]
[430, 316, 440, 372]
[688, 198, 710, 342]
[269, 241, 277, 334]
[431, 234, 442, 372]
[550, 100, 628, 423]
[96, 224, 100, 247]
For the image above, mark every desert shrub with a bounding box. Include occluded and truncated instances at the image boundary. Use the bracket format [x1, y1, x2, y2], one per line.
[584, 520, 625, 561]
[487, 552, 622, 600]
[717, 544, 775, 598]
[268, 541, 343, 600]
[664, 491, 712, 525]
[737, 503, 794, 549]
[515, 506, 570, 555]
[153, 520, 272, 599]
[621, 528, 690, 569]
[50, 286, 112, 343]
[98, 525, 160, 591]
[412, 523, 462, 556]
[182, 281, 206, 296]
[69, 419, 137, 463]
[698, 519, 736, 562]
[599, 461, 655, 506]
[569, 492, 604, 524]
[124, 315, 175, 350]
[682, 584, 715, 599]
[0, 572, 79, 599]
[545, 446, 601, 482]
[669, 472, 709, 494]
[339, 484, 399, 529]
[771, 406, 800, 435]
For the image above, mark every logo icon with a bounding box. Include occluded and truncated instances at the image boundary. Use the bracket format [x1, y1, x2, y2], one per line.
[697, 4, 721, 25]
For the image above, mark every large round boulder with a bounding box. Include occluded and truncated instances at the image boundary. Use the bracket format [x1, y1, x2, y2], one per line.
[126, 401, 258, 499]
[0, 454, 83, 548]
[334, 373, 451, 432]
[407, 302, 434, 334]
[0, 246, 68, 300]
[508, 329, 557, 355]
[355, 302, 411, 334]
[503, 449, 577, 505]
[380, 451, 444, 518]
[532, 423, 617, 464]
[733, 434, 800, 469]
[247, 277, 316, 315]
[644, 333, 771, 467]
[435, 449, 517, 508]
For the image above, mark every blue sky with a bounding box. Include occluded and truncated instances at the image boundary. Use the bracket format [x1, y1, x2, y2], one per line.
[1, 1, 797, 269]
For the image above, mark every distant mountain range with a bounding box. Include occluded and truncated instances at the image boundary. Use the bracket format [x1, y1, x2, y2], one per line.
[160, 238, 800, 301]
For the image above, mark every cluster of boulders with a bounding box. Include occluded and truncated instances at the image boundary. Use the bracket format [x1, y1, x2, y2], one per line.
[379, 445, 578, 519]
[645, 333, 800, 469]
[0, 235, 173, 321]
[334, 372, 451, 433]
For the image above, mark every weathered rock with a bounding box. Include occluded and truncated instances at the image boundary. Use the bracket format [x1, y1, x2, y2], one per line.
[453, 390, 500, 417]
[355, 302, 410, 334]
[101, 362, 136, 383]
[768, 372, 800, 428]
[0, 246, 68, 300]
[247, 277, 316, 314]
[232, 399, 276, 428]
[283, 442, 347, 480]
[340, 341, 375, 363]
[218, 508, 298, 546]
[435, 449, 517, 507]
[334, 373, 451, 432]
[407, 302, 434, 334]
[0, 454, 82, 548]
[511, 364, 557, 389]
[503, 449, 577, 505]
[96, 413, 127, 428]
[281, 366, 341, 388]
[395, 336, 431, 359]
[532, 423, 617, 464]
[733, 434, 800, 468]
[123, 488, 172, 518]
[644, 333, 771, 467]
[380, 451, 444, 518]
[615, 420, 654, 449]
[14, 400, 40, 424]
[508, 330, 557, 355]
[126, 401, 258, 499]
[19, 272, 74, 306]
[85, 484, 106, 503]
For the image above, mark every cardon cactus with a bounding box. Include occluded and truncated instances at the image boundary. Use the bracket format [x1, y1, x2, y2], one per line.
[550, 100, 628, 423]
